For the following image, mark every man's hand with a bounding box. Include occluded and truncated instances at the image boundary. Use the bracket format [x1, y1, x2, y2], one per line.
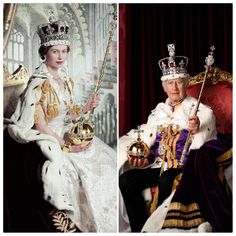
[188, 115, 200, 134]
[128, 156, 148, 168]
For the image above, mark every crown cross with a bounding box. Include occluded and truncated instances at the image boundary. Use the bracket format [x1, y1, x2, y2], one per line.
[134, 125, 144, 141]
[210, 45, 216, 54]
[205, 45, 216, 67]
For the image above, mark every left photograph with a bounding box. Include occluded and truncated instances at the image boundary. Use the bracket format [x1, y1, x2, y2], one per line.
[3, 3, 117, 232]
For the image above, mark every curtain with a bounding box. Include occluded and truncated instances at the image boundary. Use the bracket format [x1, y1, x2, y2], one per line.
[119, 3, 232, 136]
[3, 3, 17, 52]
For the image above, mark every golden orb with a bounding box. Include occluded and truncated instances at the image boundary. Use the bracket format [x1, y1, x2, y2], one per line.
[127, 139, 150, 166]
[68, 117, 95, 146]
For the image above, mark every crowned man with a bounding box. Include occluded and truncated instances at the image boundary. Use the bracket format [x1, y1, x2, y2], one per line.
[119, 44, 217, 232]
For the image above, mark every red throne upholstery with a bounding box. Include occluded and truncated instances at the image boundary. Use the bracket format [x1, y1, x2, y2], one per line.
[187, 67, 232, 134]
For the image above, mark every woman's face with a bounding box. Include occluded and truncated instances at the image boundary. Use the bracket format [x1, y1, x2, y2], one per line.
[45, 45, 69, 70]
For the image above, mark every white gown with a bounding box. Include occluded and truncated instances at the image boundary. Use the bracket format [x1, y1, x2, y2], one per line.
[8, 63, 117, 232]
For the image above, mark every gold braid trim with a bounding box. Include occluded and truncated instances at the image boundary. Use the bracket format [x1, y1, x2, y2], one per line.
[168, 202, 200, 212]
[163, 218, 205, 228]
[162, 202, 205, 228]
[166, 211, 202, 218]
[216, 148, 232, 192]
[216, 148, 232, 165]
[149, 173, 183, 215]
[34, 102, 40, 124]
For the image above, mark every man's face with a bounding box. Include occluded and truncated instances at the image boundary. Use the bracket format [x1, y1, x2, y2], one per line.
[162, 77, 188, 103]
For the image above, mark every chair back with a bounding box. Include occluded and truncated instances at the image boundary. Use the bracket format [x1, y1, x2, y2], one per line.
[187, 67, 232, 134]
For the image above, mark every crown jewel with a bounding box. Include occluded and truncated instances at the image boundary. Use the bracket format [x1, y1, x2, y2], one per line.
[37, 13, 70, 47]
[158, 44, 189, 81]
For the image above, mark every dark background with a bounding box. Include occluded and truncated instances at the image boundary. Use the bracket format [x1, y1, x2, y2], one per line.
[119, 3, 232, 136]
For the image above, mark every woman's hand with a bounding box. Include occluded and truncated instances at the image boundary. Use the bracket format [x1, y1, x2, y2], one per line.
[70, 141, 93, 153]
[188, 115, 200, 134]
[84, 93, 100, 113]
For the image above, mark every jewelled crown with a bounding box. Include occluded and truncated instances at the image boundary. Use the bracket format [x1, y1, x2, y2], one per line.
[37, 13, 70, 47]
[158, 44, 189, 81]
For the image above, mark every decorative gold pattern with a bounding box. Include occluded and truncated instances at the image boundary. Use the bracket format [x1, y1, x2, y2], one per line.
[216, 148, 232, 191]
[163, 218, 205, 228]
[171, 173, 182, 192]
[68, 118, 95, 146]
[159, 125, 183, 170]
[168, 202, 200, 212]
[39, 79, 59, 122]
[149, 173, 182, 215]
[62, 140, 71, 152]
[166, 211, 202, 219]
[34, 102, 40, 124]
[162, 201, 205, 228]
[188, 66, 232, 87]
[51, 210, 77, 232]
[68, 105, 82, 116]
[3, 64, 28, 87]
[216, 148, 232, 164]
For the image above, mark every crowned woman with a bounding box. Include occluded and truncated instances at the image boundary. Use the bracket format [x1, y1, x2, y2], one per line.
[7, 14, 117, 232]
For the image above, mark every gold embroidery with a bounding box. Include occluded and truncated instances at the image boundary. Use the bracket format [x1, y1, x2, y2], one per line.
[68, 104, 82, 116]
[216, 148, 232, 187]
[171, 173, 182, 192]
[41, 79, 51, 93]
[39, 79, 59, 121]
[163, 202, 205, 228]
[216, 148, 232, 164]
[163, 218, 205, 228]
[168, 202, 200, 212]
[172, 130, 181, 162]
[34, 102, 40, 124]
[166, 211, 202, 219]
[51, 210, 77, 232]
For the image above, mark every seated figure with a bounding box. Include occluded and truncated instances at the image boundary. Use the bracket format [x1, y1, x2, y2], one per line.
[141, 67, 232, 232]
[119, 44, 217, 232]
[4, 15, 117, 232]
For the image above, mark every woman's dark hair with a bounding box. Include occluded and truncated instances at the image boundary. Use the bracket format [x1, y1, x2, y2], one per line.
[38, 45, 71, 60]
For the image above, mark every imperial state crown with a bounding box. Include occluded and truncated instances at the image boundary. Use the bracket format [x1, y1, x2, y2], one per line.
[37, 14, 70, 47]
[158, 44, 189, 81]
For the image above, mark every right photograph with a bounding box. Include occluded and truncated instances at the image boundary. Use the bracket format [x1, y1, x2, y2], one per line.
[118, 3, 232, 233]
